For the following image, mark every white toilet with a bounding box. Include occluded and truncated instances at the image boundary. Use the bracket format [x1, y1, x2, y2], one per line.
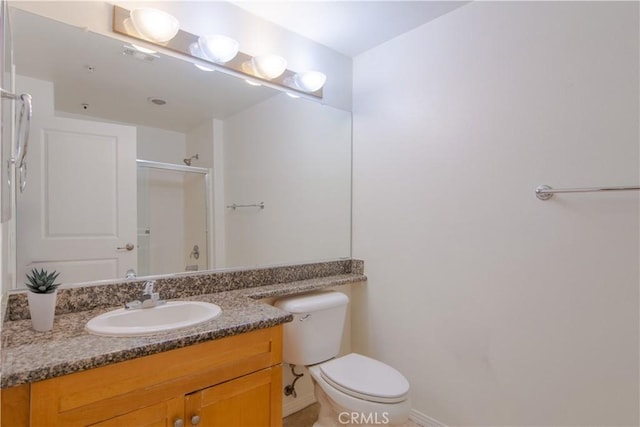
[275, 291, 411, 427]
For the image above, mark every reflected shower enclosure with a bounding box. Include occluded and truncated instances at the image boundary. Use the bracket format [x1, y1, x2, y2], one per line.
[136, 160, 211, 277]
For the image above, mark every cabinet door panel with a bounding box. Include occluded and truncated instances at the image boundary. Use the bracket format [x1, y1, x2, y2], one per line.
[88, 397, 183, 427]
[186, 366, 282, 427]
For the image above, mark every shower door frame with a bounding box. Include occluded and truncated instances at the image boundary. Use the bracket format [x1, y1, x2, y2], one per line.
[136, 159, 213, 274]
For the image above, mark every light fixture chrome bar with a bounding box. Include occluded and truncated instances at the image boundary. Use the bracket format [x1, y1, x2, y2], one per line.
[112, 5, 322, 99]
[226, 202, 265, 210]
[535, 184, 640, 200]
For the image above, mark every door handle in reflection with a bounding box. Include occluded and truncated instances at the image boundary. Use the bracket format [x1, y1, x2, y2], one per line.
[117, 243, 135, 251]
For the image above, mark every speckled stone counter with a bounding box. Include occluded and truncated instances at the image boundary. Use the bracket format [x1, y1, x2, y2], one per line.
[1, 260, 366, 389]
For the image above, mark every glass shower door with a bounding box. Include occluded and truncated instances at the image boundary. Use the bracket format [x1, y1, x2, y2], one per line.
[136, 160, 211, 277]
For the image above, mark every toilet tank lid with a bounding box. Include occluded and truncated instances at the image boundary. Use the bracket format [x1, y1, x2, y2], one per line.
[274, 291, 348, 313]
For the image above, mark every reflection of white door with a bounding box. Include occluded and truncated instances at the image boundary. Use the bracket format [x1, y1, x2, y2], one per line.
[17, 116, 136, 285]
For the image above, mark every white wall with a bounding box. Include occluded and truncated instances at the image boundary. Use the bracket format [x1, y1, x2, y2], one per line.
[352, 2, 639, 426]
[223, 93, 351, 268]
[136, 126, 186, 164]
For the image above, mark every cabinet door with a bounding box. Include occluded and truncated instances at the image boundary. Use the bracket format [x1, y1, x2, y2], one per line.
[88, 397, 184, 427]
[185, 366, 282, 427]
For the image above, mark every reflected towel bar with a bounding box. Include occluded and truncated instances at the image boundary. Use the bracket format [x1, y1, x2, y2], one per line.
[0, 87, 18, 100]
[535, 184, 640, 200]
[226, 202, 265, 210]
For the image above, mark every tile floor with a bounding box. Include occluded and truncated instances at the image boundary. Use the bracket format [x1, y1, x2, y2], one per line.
[283, 403, 320, 427]
[282, 403, 422, 427]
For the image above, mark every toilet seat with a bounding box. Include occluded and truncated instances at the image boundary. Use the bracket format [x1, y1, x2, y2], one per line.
[319, 353, 409, 404]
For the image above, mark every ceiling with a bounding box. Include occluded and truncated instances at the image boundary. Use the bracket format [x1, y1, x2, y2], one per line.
[233, 1, 470, 57]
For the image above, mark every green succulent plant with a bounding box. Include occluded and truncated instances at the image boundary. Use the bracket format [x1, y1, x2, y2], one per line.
[25, 268, 61, 294]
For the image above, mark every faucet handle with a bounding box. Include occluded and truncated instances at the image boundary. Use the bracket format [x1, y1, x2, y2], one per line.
[125, 300, 142, 310]
[143, 280, 156, 295]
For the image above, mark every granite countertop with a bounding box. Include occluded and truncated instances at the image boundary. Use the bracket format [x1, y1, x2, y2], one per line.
[1, 273, 365, 389]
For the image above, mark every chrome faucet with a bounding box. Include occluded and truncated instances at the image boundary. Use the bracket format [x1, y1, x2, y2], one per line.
[143, 280, 155, 296]
[125, 280, 165, 309]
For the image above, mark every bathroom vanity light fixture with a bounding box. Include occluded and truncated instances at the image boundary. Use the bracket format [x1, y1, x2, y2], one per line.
[247, 54, 287, 79]
[188, 42, 215, 71]
[198, 35, 239, 63]
[292, 71, 327, 92]
[122, 45, 159, 63]
[130, 44, 157, 55]
[112, 5, 324, 98]
[129, 8, 180, 43]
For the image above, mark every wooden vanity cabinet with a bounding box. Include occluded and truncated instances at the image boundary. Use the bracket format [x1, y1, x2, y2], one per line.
[1, 326, 283, 427]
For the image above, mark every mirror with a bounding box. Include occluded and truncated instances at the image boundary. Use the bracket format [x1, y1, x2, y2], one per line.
[12, 8, 352, 289]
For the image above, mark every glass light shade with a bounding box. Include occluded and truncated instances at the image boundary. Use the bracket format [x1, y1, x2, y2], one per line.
[194, 63, 215, 72]
[131, 44, 157, 54]
[251, 54, 287, 79]
[130, 8, 180, 43]
[188, 43, 215, 71]
[294, 71, 327, 92]
[198, 35, 239, 63]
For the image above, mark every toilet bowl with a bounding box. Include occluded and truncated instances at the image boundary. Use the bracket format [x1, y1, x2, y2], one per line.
[309, 353, 411, 427]
[274, 291, 412, 427]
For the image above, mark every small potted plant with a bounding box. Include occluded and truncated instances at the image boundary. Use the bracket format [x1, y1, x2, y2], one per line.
[25, 268, 61, 332]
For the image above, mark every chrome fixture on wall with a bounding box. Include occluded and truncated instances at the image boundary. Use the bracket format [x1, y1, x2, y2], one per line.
[112, 6, 326, 98]
[183, 154, 198, 166]
[1, 88, 32, 194]
[190, 245, 200, 260]
[535, 184, 640, 200]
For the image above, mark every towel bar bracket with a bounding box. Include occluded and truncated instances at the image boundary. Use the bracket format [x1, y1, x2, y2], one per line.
[535, 185, 554, 200]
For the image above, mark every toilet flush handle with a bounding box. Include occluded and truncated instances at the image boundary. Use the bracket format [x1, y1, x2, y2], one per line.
[299, 314, 311, 321]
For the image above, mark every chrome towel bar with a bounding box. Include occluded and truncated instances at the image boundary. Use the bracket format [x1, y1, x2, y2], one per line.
[0, 87, 18, 100]
[226, 202, 265, 210]
[536, 184, 640, 200]
[2, 88, 33, 193]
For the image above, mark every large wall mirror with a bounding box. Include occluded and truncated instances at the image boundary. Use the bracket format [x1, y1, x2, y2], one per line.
[11, 8, 352, 289]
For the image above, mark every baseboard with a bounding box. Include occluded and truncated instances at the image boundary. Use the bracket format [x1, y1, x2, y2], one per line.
[282, 391, 317, 418]
[409, 409, 447, 427]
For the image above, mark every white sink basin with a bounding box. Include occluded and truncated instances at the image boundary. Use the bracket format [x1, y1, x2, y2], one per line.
[86, 301, 222, 337]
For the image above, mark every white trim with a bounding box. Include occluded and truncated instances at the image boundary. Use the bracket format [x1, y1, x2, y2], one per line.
[283, 391, 317, 418]
[409, 409, 447, 427]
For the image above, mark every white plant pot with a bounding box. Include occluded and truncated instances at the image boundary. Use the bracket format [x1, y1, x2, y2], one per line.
[27, 290, 57, 332]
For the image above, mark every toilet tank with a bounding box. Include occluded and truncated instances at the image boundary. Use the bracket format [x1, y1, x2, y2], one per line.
[274, 291, 349, 366]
